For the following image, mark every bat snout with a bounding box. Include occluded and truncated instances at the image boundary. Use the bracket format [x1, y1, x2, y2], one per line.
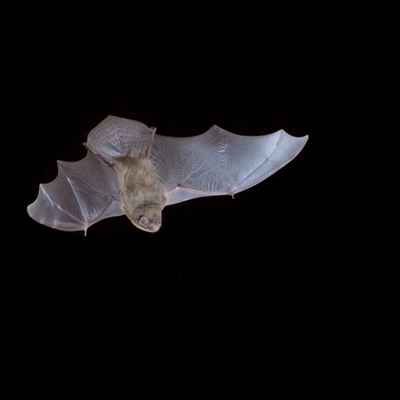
[147, 222, 161, 232]
[138, 215, 161, 232]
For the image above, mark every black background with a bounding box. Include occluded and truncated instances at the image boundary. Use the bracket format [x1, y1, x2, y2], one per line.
[12, 11, 350, 398]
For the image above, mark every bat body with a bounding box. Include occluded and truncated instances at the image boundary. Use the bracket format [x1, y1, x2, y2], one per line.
[28, 116, 308, 233]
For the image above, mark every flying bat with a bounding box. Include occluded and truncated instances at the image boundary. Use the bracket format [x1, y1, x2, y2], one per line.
[27, 116, 308, 233]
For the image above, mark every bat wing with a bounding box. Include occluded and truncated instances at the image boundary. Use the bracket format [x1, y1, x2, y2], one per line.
[151, 125, 308, 205]
[27, 149, 123, 233]
[86, 115, 155, 161]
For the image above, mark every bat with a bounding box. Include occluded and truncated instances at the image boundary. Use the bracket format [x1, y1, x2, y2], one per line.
[27, 115, 308, 233]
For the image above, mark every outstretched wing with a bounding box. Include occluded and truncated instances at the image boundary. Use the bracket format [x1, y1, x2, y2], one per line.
[151, 125, 308, 205]
[86, 115, 155, 161]
[27, 150, 123, 233]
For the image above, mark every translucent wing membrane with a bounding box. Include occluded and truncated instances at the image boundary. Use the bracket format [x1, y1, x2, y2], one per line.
[87, 115, 155, 162]
[152, 125, 308, 205]
[28, 151, 123, 232]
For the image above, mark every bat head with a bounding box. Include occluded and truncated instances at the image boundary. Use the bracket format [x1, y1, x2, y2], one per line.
[125, 202, 163, 233]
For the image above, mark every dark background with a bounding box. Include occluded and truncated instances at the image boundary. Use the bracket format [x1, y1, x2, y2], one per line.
[13, 12, 350, 398]
[22, 38, 323, 277]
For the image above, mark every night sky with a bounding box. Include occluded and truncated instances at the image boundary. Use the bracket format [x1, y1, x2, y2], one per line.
[23, 38, 324, 272]
[16, 24, 339, 397]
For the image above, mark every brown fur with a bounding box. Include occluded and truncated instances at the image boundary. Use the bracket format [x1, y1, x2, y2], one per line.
[114, 156, 166, 232]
